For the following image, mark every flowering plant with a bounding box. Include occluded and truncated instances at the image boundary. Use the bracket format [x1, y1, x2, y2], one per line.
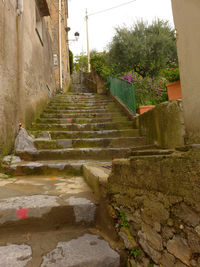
[121, 71, 168, 108]
[161, 68, 180, 83]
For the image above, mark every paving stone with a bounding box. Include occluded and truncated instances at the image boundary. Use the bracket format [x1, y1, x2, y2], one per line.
[0, 244, 32, 267]
[41, 234, 120, 267]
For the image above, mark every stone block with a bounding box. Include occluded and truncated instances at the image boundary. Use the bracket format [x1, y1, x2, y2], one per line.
[141, 223, 163, 251]
[160, 251, 175, 267]
[119, 227, 138, 250]
[138, 231, 161, 264]
[167, 236, 192, 266]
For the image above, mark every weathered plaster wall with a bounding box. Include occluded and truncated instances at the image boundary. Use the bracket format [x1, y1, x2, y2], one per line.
[108, 149, 200, 266]
[0, 0, 56, 155]
[46, 0, 70, 91]
[171, 0, 200, 143]
[139, 101, 185, 149]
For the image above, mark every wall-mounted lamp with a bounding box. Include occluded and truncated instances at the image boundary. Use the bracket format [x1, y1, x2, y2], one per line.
[67, 32, 80, 43]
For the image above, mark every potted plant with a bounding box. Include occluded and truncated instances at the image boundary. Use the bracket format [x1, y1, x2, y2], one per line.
[162, 68, 182, 100]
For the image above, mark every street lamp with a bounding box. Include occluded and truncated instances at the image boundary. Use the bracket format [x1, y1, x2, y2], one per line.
[66, 31, 80, 43]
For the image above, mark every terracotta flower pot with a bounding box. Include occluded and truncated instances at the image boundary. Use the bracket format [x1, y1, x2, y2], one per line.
[166, 81, 182, 101]
[136, 105, 155, 114]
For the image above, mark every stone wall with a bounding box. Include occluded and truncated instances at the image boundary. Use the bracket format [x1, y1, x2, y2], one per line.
[84, 70, 107, 94]
[139, 101, 185, 149]
[107, 148, 200, 266]
[0, 0, 56, 155]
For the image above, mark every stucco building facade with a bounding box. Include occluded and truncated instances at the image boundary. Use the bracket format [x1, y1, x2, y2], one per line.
[0, 0, 70, 155]
[171, 0, 200, 143]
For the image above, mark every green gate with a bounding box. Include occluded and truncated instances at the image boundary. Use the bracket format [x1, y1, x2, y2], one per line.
[108, 76, 136, 115]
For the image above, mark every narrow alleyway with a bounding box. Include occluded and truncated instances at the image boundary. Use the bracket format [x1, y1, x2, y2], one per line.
[0, 87, 146, 266]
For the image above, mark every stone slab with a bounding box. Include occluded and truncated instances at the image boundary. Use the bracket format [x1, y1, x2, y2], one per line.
[0, 244, 32, 267]
[0, 176, 97, 227]
[83, 164, 111, 197]
[41, 233, 120, 267]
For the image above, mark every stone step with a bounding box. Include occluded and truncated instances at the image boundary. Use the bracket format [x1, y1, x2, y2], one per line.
[34, 137, 146, 149]
[0, 230, 120, 267]
[45, 104, 118, 110]
[44, 107, 121, 114]
[5, 160, 111, 176]
[30, 129, 139, 139]
[31, 121, 134, 131]
[0, 176, 97, 229]
[49, 100, 113, 106]
[130, 149, 175, 157]
[16, 147, 133, 161]
[36, 116, 130, 124]
[50, 102, 114, 107]
[40, 112, 124, 118]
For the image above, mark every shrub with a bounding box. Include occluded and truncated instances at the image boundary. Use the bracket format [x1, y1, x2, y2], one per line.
[161, 67, 180, 83]
[121, 71, 168, 108]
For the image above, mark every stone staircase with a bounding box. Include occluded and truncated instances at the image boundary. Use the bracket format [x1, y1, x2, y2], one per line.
[1, 91, 146, 266]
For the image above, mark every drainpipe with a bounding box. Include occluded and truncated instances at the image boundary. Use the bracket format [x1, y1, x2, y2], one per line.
[59, 0, 63, 90]
[16, 0, 25, 126]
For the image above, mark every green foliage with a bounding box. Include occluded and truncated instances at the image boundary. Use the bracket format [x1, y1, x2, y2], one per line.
[161, 67, 180, 83]
[149, 264, 154, 267]
[69, 49, 74, 75]
[107, 19, 178, 77]
[121, 71, 168, 108]
[90, 52, 113, 79]
[130, 249, 142, 259]
[119, 210, 130, 227]
[74, 52, 88, 72]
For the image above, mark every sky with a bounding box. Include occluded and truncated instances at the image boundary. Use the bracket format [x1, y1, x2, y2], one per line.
[67, 0, 175, 56]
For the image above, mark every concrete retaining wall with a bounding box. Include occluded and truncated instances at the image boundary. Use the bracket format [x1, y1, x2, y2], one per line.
[139, 100, 185, 149]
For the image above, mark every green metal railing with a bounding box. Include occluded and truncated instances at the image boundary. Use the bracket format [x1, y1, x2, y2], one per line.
[108, 76, 136, 115]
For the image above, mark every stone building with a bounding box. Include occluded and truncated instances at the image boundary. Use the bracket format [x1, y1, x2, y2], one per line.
[0, 0, 70, 155]
[171, 0, 200, 143]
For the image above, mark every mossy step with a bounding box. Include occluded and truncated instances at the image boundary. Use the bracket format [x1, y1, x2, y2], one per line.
[31, 121, 134, 131]
[16, 147, 132, 161]
[34, 136, 146, 149]
[49, 99, 113, 104]
[5, 160, 111, 176]
[46, 104, 118, 109]
[0, 176, 97, 229]
[43, 108, 120, 114]
[130, 149, 175, 157]
[30, 129, 139, 139]
[40, 112, 124, 118]
[49, 101, 113, 106]
[36, 117, 130, 124]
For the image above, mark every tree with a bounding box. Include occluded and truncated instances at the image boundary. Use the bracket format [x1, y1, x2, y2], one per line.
[69, 49, 74, 75]
[107, 19, 178, 77]
[74, 52, 88, 72]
